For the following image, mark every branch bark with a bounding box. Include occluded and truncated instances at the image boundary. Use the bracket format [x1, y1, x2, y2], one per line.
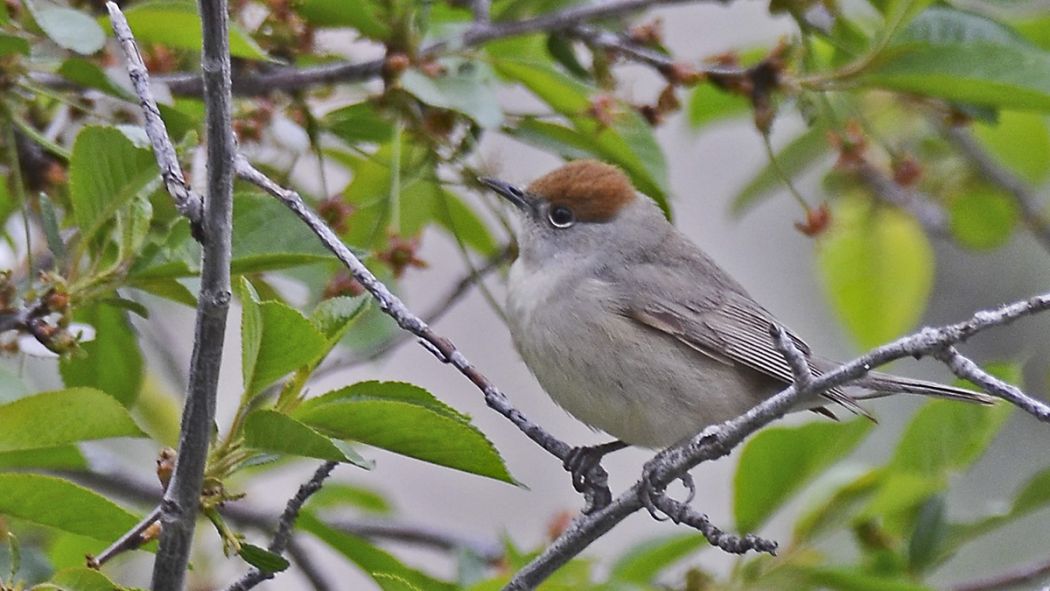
[142, 0, 236, 586]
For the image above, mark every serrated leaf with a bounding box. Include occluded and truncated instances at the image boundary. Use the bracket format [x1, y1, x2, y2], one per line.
[310, 295, 369, 341]
[0, 474, 139, 540]
[243, 410, 371, 467]
[295, 384, 513, 483]
[60, 303, 144, 407]
[306, 483, 392, 515]
[117, 0, 269, 60]
[817, 197, 933, 348]
[299, 381, 470, 424]
[0, 388, 144, 452]
[299, 513, 456, 591]
[39, 567, 126, 591]
[238, 543, 290, 574]
[889, 399, 1013, 478]
[69, 126, 158, 246]
[609, 533, 706, 584]
[325, 102, 395, 144]
[402, 59, 503, 128]
[735, 419, 873, 532]
[231, 193, 334, 274]
[0, 446, 88, 470]
[239, 278, 328, 396]
[861, 8, 1050, 111]
[373, 573, 423, 591]
[27, 1, 105, 55]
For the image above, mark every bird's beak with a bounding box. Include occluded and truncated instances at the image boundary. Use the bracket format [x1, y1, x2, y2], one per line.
[478, 176, 530, 212]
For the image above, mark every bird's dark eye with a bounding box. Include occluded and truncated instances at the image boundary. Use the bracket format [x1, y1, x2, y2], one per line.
[547, 205, 575, 228]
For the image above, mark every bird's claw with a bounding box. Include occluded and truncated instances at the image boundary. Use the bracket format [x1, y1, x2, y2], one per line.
[563, 446, 602, 493]
[640, 461, 695, 522]
[562, 441, 627, 513]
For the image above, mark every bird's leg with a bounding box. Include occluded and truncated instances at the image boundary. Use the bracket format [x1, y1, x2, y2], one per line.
[563, 440, 628, 494]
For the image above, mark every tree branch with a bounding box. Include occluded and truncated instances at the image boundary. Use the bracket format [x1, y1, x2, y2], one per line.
[942, 125, 1050, 254]
[86, 506, 162, 569]
[141, 0, 726, 97]
[934, 345, 1050, 422]
[224, 461, 338, 591]
[108, 4, 203, 230]
[133, 0, 236, 586]
[952, 555, 1050, 591]
[505, 292, 1050, 590]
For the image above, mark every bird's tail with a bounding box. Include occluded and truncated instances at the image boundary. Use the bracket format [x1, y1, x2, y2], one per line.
[850, 371, 996, 405]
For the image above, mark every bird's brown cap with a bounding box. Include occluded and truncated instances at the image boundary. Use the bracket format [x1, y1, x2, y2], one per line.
[527, 160, 636, 223]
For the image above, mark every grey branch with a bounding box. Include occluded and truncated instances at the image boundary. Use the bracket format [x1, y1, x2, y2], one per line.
[287, 540, 334, 591]
[106, 3, 203, 228]
[943, 125, 1050, 254]
[87, 506, 162, 568]
[935, 346, 1050, 422]
[141, 0, 237, 586]
[144, 0, 726, 97]
[224, 461, 338, 591]
[231, 155, 614, 507]
[651, 495, 777, 554]
[505, 292, 1050, 590]
[952, 554, 1050, 591]
[853, 161, 950, 237]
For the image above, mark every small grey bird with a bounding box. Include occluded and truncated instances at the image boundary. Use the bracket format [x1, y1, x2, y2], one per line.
[480, 160, 992, 465]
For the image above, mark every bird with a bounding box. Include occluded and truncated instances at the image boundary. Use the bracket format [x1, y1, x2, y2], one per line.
[479, 159, 993, 487]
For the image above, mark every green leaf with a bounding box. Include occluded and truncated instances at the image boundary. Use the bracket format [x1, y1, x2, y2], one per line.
[0, 446, 88, 470]
[734, 419, 873, 532]
[295, 383, 513, 483]
[238, 543, 290, 574]
[817, 197, 934, 349]
[793, 469, 881, 542]
[299, 512, 456, 591]
[325, 102, 395, 144]
[608, 533, 706, 584]
[27, 1, 105, 55]
[306, 483, 392, 515]
[907, 495, 946, 572]
[130, 278, 197, 307]
[118, 0, 269, 60]
[58, 58, 134, 101]
[231, 193, 334, 274]
[434, 189, 499, 255]
[296, 0, 390, 39]
[69, 126, 157, 246]
[948, 188, 1018, 250]
[310, 295, 370, 341]
[402, 59, 503, 128]
[0, 388, 144, 452]
[492, 57, 591, 115]
[800, 566, 933, 591]
[889, 399, 1013, 478]
[0, 33, 29, 56]
[373, 573, 423, 591]
[243, 410, 371, 466]
[43, 567, 126, 591]
[239, 278, 328, 396]
[0, 474, 139, 540]
[861, 8, 1050, 111]
[60, 303, 144, 407]
[972, 111, 1050, 183]
[688, 84, 750, 129]
[732, 124, 829, 215]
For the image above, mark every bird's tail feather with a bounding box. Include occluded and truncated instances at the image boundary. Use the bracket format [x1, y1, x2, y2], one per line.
[850, 371, 996, 405]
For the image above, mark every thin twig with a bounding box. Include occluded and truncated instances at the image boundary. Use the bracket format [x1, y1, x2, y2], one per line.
[87, 506, 162, 568]
[324, 245, 513, 372]
[651, 495, 777, 555]
[287, 540, 334, 591]
[224, 462, 338, 591]
[853, 161, 950, 237]
[63, 467, 503, 561]
[106, 0, 730, 97]
[505, 292, 1050, 590]
[943, 124, 1050, 255]
[231, 155, 614, 509]
[770, 324, 814, 390]
[934, 346, 1050, 422]
[107, 4, 203, 229]
[131, 0, 237, 585]
[952, 555, 1050, 591]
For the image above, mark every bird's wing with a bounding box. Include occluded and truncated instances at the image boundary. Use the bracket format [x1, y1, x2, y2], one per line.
[617, 264, 869, 417]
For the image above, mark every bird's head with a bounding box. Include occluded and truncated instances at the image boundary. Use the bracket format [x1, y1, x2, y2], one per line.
[480, 160, 666, 266]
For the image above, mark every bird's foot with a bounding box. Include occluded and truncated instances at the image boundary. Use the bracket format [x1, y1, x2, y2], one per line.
[563, 441, 628, 513]
[639, 459, 696, 522]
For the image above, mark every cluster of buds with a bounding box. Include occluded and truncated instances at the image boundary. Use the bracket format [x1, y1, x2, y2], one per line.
[143, 43, 179, 74]
[256, 0, 315, 59]
[323, 271, 365, 299]
[637, 84, 682, 126]
[232, 100, 276, 144]
[827, 119, 868, 170]
[376, 234, 428, 278]
[705, 42, 791, 133]
[316, 195, 354, 234]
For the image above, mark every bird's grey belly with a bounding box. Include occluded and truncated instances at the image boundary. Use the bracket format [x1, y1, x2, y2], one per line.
[507, 278, 779, 448]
